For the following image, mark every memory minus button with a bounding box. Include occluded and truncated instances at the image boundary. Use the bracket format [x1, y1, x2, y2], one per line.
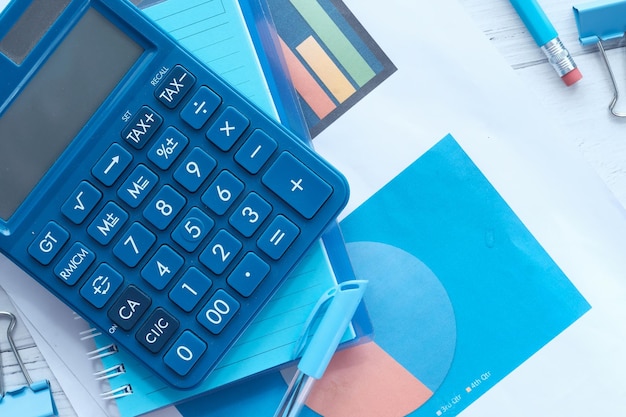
[262, 152, 332, 219]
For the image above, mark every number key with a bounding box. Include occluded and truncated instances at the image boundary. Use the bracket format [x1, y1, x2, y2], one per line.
[173, 147, 216, 192]
[144, 186, 186, 230]
[229, 193, 272, 237]
[171, 207, 214, 252]
[141, 245, 184, 290]
[197, 289, 240, 335]
[169, 268, 213, 312]
[199, 229, 242, 275]
[201, 171, 244, 216]
[113, 222, 156, 267]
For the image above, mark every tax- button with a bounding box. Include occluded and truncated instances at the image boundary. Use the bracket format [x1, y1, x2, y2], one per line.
[107, 286, 152, 331]
[262, 152, 332, 219]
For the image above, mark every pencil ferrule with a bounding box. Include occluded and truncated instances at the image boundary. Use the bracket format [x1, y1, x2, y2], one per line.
[541, 37, 577, 77]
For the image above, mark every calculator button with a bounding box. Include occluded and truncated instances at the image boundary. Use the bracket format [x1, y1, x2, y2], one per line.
[180, 86, 221, 129]
[107, 285, 152, 331]
[199, 229, 242, 275]
[234, 130, 277, 174]
[80, 263, 124, 308]
[173, 147, 216, 192]
[257, 215, 300, 260]
[136, 308, 180, 354]
[169, 268, 213, 313]
[143, 186, 186, 230]
[28, 222, 70, 265]
[147, 126, 189, 170]
[227, 252, 270, 297]
[113, 222, 156, 268]
[206, 106, 249, 151]
[197, 289, 240, 335]
[262, 152, 332, 219]
[141, 245, 184, 290]
[122, 106, 164, 149]
[164, 330, 206, 376]
[88, 202, 129, 245]
[155, 65, 196, 109]
[201, 170, 244, 216]
[117, 165, 158, 208]
[92, 144, 133, 187]
[229, 193, 272, 238]
[61, 181, 102, 224]
[171, 207, 215, 253]
[54, 242, 96, 286]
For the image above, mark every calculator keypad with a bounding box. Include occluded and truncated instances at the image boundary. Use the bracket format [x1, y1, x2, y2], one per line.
[25, 63, 348, 388]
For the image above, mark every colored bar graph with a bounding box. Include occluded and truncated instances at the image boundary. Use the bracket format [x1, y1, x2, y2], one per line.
[289, 0, 375, 87]
[296, 36, 356, 103]
[266, 0, 396, 137]
[278, 37, 336, 119]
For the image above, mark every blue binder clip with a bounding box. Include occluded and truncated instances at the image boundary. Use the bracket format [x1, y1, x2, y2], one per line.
[574, 0, 626, 116]
[0, 311, 58, 417]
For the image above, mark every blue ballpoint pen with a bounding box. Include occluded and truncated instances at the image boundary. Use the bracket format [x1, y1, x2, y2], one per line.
[509, 0, 582, 85]
[273, 280, 368, 417]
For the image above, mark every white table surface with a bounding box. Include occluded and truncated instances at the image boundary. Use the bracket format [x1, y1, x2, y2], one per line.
[3, 0, 625, 416]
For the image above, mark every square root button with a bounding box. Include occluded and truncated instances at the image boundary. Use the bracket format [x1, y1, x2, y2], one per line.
[262, 152, 332, 219]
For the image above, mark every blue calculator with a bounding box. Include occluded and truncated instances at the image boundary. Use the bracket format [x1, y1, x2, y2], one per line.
[0, 0, 349, 389]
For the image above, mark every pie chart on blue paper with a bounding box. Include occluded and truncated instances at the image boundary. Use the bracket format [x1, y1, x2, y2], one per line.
[346, 241, 456, 394]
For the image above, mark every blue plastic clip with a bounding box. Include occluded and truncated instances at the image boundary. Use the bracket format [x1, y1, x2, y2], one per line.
[0, 311, 58, 417]
[574, 0, 626, 116]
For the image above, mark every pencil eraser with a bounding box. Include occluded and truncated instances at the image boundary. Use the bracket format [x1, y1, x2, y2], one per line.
[562, 68, 582, 86]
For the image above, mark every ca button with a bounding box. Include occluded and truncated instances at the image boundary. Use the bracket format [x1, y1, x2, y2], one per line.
[107, 286, 151, 331]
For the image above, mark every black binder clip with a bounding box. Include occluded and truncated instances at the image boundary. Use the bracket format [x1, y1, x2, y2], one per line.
[0, 311, 58, 417]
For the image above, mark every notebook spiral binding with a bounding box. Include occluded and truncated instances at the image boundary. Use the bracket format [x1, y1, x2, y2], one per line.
[79, 322, 134, 401]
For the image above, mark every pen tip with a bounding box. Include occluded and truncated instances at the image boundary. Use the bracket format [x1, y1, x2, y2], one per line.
[562, 68, 582, 86]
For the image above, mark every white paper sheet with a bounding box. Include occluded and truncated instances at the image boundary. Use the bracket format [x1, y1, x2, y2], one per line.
[310, 0, 626, 415]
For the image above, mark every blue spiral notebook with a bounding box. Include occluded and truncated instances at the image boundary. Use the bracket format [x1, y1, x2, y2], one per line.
[85, 1, 371, 416]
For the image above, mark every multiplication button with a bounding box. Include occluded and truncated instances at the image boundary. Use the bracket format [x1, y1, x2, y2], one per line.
[206, 106, 249, 151]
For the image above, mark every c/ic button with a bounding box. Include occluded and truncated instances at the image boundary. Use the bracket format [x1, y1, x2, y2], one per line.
[136, 308, 180, 353]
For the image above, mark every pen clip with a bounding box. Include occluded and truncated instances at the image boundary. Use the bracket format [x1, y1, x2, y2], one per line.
[293, 286, 338, 358]
[293, 280, 368, 359]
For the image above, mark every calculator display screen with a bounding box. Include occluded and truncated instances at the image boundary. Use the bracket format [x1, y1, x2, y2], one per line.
[0, 8, 143, 221]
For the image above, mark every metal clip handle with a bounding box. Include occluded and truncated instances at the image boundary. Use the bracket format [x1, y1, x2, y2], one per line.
[0, 311, 33, 397]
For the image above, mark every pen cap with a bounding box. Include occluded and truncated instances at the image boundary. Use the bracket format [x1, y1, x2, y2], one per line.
[298, 280, 367, 379]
